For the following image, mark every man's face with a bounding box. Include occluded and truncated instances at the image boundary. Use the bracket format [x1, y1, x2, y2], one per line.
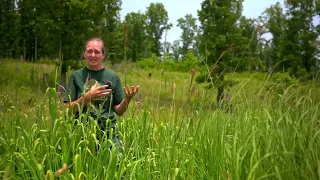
[83, 40, 105, 67]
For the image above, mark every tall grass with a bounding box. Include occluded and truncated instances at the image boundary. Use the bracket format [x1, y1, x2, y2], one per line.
[0, 60, 319, 179]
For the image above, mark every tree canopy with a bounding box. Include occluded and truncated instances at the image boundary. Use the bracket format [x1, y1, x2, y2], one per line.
[0, 0, 319, 78]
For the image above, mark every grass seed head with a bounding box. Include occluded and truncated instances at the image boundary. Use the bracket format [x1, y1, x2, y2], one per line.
[55, 163, 68, 176]
[172, 82, 176, 92]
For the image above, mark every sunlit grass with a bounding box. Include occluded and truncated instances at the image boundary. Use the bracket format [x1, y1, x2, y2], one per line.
[0, 60, 319, 179]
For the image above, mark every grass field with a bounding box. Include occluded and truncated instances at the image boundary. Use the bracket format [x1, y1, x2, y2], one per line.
[0, 60, 320, 179]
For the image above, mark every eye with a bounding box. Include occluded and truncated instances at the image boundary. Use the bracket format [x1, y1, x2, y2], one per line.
[94, 50, 101, 55]
[86, 50, 93, 54]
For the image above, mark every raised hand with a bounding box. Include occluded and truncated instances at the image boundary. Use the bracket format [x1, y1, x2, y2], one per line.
[123, 85, 139, 101]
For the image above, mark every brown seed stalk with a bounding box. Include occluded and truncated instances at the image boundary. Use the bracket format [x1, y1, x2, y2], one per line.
[210, 44, 233, 76]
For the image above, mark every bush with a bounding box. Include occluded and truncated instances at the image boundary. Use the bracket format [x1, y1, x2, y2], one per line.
[136, 52, 202, 73]
[272, 72, 299, 86]
[136, 54, 159, 69]
[38, 58, 56, 65]
[266, 72, 299, 95]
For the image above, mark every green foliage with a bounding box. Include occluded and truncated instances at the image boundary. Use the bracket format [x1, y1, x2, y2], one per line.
[272, 72, 299, 86]
[145, 2, 172, 56]
[1, 0, 319, 83]
[197, 0, 246, 104]
[37, 58, 55, 65]
[55, 59, 83, 73]
[136, 54, 159, 69]
[170, 40, 181, 60]
[136, 52, 202, 73]
[0, 0, 19, 58]
[198, 0, 244, 67]
[260, 2, 286, 71]
[3, 0, 123, 73]
[177, 14, 199, 57]
[260, 0, 319, 76]
[183, 51, 201, 68]
[124, 12, 148, 62]
[267, 72, 299, 95]
[195, 72, 238, 90]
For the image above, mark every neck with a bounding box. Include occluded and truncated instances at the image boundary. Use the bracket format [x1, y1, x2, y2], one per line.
[87, 65, 104, 71]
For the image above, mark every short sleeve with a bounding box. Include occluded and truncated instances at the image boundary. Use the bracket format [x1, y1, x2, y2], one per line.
[113, 75, 124, 105]
[63, 73, 77, 103]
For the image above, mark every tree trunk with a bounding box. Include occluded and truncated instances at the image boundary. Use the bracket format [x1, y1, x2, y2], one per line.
[217, 87, 224, 107]
[59, 40, 62, 61]
[216, 73, 224, 108]
[23, 39, 26, 61]
[35, 36, 38, 61]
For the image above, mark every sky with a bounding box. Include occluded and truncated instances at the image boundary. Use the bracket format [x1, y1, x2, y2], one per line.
[119, 0, 284, 43]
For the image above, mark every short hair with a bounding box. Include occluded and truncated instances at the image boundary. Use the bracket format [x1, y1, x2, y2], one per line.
[84, 37, 105, 54]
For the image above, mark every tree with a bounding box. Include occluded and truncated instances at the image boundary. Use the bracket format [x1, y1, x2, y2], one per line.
[20, 0, 123, 94]
[197, 0, 244, 106]
[124, 11, 147, 62]
[316, 0, 320, 64]
[238, 16, 263, 72]
[170, 40, 181, 60]
[145, 2, 172, 57]
[281, 0, 318, 77]
[162, 42, 171, 54]
[317, 1, 320, 33]
[198, 0, 244, 66]
[0, 0, 21, 59]
[177, 14, 198, 57]
[99, 0, 123, 64]
[260, 2, 286, 71]
[261, 40, 274, 72]
[1, 0, 123, 66]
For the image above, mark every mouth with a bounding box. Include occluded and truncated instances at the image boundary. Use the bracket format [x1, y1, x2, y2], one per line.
[89, 59, 97, 62]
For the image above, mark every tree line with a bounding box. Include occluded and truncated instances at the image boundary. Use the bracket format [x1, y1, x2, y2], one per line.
[1, 0, 319, 78]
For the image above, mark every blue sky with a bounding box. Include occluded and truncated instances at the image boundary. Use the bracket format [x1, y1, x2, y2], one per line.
[119, 0, 284, 43]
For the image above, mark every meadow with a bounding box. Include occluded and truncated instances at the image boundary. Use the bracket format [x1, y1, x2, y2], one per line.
[0, 59, 320, 179]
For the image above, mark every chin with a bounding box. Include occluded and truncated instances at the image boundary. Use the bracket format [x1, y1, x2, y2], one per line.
[88, 62, 98, 66]
[87, 61, 98, 66]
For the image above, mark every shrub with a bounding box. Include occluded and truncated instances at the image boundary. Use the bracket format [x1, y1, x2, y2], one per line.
[136, 54, 159, 69]
[272, 72, 299, 86]
[266, 72, 299, 95]
[136, 52, 202, 73]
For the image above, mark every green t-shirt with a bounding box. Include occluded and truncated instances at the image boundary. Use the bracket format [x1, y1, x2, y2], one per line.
[63, 67, 124, 130]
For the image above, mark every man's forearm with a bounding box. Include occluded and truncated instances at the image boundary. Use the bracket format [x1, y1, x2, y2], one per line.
[114, 97, 131, 116]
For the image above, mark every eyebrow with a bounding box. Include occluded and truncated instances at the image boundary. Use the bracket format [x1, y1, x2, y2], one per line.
[86, 49, 101, 51]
